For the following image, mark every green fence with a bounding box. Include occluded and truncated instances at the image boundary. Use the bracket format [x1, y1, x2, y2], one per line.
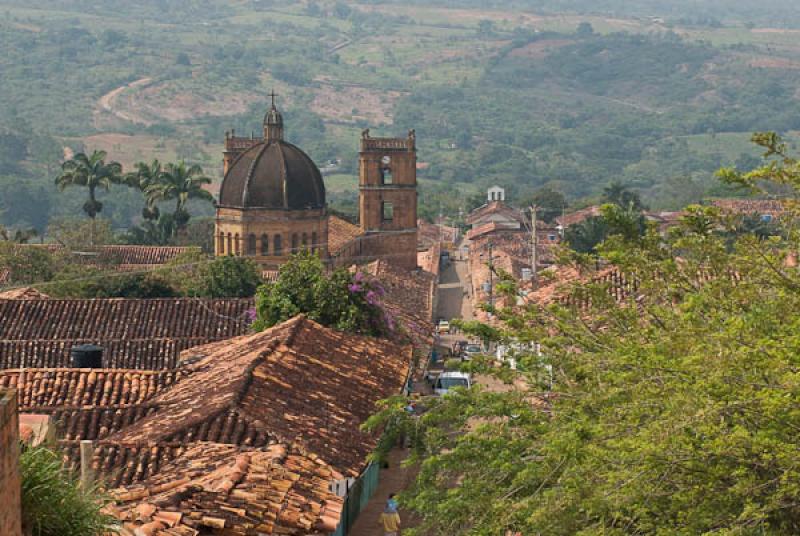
[331, 461, 381, 536]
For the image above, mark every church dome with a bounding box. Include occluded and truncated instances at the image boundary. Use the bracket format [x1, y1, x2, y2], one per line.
[218, 100, 325, 210]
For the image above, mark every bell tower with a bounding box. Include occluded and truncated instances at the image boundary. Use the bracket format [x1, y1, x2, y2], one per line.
[358, 129, 418, 269]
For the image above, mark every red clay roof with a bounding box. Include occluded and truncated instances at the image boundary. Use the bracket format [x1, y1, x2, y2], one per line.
[556, 205, 602, 227]
[362, 260, 436, 347]
[108, 316, 412, 476]
[710, 198, 786, 218]
[0, 298, 253, 370]
[465, 201, 526, 226]
[327, 215, 363, 255]
[0, 368, 187, 442]
[106, 442, 343, 536]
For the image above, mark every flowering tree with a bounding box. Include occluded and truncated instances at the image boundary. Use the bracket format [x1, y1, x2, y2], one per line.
[253, 253, 393, 337]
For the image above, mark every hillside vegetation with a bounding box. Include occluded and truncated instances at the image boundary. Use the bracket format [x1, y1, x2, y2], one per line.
[2, 0, 800, 232]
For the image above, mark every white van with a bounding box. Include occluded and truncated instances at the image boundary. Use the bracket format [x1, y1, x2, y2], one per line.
[433, 371, 472, 396]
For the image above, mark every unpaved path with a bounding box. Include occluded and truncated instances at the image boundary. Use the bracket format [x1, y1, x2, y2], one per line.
[95, 77, 153, 126]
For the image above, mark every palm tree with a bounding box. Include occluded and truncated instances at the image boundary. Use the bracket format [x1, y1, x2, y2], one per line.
[56, 150, 123, 220]
[126, 159, 163, 221]
[144, 161, 213, 234]
[56, 150, 122, 245]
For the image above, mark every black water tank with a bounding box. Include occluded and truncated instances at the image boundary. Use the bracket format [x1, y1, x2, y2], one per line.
[71, 344, 103, 368]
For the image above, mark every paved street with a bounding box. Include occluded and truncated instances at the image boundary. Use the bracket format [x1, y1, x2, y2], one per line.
[351, 245, 476, 536]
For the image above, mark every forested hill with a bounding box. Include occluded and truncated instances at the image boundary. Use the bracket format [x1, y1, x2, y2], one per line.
[2, 0, 800, 233]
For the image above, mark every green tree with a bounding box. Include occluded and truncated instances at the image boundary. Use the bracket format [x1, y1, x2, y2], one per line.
[126, 159, 163, 221]
[20, 446, 113, 536]
[144, 161, 213, 234]
[55, 150, 122, 221]
[179, 254, 262, 298]
[0, 242, 54, 286]
[369, 133, 800, 535]
[602, 181, 647, 211]
[253, 253, 392, 336]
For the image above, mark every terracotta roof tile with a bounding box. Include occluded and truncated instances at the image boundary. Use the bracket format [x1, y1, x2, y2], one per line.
[0, 367, 188, 442]
[362, 260, 436, 347]
[556, 205, 602, 228]
[327, 215, 363, 255]
[105, 442, 343, 536]
[109, 316, 412, 476]
[711, 198, 786, 218]
[417, 220, 458, 248]
[0, 298, 253, 369]
[465, 201, 526, 226]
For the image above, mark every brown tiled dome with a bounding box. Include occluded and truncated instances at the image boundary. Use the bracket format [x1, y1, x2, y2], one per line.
[218, 139, 326, 210]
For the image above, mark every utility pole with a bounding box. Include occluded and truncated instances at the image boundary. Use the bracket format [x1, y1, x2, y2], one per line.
[530, 205, 538, 285]
[488, 241, 494, 309]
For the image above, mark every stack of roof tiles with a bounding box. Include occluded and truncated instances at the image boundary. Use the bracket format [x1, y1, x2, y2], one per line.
[0, 298, 253, 369]
[0, 287, 49, 300]
[106, 442, 343, 536]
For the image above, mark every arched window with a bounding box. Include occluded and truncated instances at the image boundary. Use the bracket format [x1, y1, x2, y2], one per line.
[217, 233, 224, 255]
[234, 234, 241, 256]
[227, 233, 232, 255]
[291, 233, 299, 253]
[247, 234, 256, 255]
[311, 232, 318, 253]
[260, 234, 269, 256]
[274, 234, 282, 256]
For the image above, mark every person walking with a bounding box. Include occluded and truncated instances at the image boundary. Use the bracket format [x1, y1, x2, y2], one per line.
[379, 500, 401, 536]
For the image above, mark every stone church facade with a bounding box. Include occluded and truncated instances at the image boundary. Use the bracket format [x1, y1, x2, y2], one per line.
[214, 99, 418, 270]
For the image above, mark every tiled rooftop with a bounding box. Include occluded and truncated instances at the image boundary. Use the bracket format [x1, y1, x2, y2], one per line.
[327, 215, 363, 255]
[556, 205, 602, 228]
[710, 198, 786, 218]
[465, 201, 526, 226]
[0, 298, 253, 369]
[109, 316, 412, 476]
[106, 442, 343, 536]
[362, 260, 436, 347]
[0, 368, 188, 442]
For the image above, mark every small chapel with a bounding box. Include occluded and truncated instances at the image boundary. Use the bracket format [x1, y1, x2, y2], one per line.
[214, 96, 419, 270]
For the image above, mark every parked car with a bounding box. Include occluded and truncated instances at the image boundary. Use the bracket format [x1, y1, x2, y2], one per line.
[437, 320, 451, 334]
[433, 371, 472, 396]
[461, 343, 483, 361]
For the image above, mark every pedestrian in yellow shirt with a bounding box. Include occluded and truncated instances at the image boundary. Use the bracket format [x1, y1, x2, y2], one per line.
[379, 505, 401, 536]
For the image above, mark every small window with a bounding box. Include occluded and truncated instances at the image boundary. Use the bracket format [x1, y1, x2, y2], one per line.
[381, 166, 393, 185]
[302, 232, 308, 250]
[311, 231, 318, 252]
[260, 234, 269, 255]
[291, 233, 299, 253]
[247, 234, 257, 255]
[227, 233, 232, 255]
[234, 234, 241, 255]
[274, 234, 283, 256]
[548, 234, 557, 241]
[382, 202, 394, 221]
[217, 233, 225, 255]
